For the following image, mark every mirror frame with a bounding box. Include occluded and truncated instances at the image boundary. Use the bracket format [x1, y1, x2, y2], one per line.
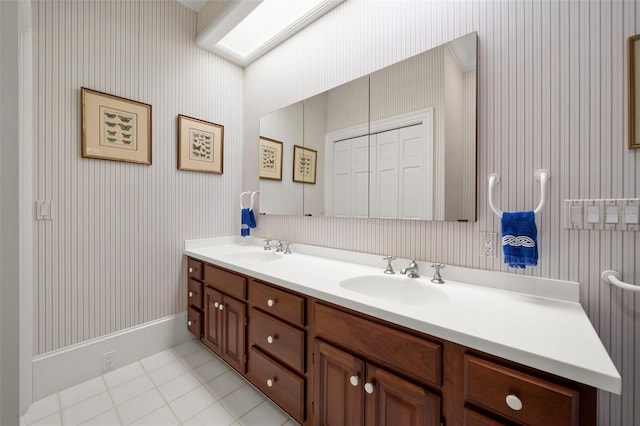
[628, 34, 640, 149]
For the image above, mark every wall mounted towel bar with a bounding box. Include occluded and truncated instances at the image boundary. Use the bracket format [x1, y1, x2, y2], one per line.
[601, 270, 640, 293]
[240, 191, 259, 210]
[488, 169, 551, 218]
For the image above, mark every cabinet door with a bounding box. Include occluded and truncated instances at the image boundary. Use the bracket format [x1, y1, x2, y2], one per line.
[203, 287, 224, 354]
[314, 340, 365, 426]
[365, 364, 441, 426]
[222, 295, 246, 373]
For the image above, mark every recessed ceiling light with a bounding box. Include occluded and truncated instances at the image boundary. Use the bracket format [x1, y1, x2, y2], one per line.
[197, 0, 344, 67]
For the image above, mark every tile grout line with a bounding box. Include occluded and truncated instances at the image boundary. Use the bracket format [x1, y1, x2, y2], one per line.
[97, 365, 126, 425]
[172, 347, 237, 425]
[138, 352, 184, 425]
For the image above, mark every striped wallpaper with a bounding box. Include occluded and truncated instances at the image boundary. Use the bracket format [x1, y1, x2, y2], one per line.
[243, 1, 640, 425]
[32, 0, 243, 354]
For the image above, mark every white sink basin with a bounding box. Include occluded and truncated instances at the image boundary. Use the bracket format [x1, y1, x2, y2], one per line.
[339, 275, 448, 306]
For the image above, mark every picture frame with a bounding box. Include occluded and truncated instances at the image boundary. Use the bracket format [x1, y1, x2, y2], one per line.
[81, 87, 152, 164]
[259, 137, 283, 180]
[177, 114, 224, 173]
[293, 145, 317, 184]
[629, 34, 640, 149]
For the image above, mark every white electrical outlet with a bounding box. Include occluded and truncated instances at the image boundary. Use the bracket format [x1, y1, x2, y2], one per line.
[102, 351, 115, 372]
[480, 232, 497, 257]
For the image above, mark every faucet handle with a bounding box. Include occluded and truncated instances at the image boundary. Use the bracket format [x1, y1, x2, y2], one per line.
[383, 256, 396, 274]
[263, 239, 272, 250]
[431, 264, 445, 284]
[284, 242, 292, 254]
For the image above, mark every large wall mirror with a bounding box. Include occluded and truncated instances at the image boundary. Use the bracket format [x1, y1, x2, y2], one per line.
[259, 32, 478, 221]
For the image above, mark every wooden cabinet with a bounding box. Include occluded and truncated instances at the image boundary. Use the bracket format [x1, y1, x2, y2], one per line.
[248, 279, 307, 424]
[202, 268, 247, 374]
[464, 355, 581, 426]
[314, 339, 441, 426]
[185, 256, 597, 426]
[186, 259, 204, 339]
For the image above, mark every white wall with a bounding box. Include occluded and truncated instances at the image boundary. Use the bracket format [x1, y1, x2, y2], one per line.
[1, 1, 21, 423]
[32, 0, 244, 355]
[244, 1, 640, 425]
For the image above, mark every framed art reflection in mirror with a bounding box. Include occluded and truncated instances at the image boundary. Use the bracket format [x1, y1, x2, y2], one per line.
[628, 34, 640, 149]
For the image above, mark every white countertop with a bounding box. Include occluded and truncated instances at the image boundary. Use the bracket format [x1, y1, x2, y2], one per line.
[184, 237, 621, 394]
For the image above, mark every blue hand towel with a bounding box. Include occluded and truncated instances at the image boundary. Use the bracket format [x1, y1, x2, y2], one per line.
[501, 211, 538, 268]
[248, 209, 257, 229]
[241, 208, 251, 237]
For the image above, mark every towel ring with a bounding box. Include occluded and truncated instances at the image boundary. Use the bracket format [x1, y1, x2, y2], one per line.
[250, 191, 259, 210]
[240, 191, 251, 209]
[601, 270, 640, 293]
[488, 169, 551, 218]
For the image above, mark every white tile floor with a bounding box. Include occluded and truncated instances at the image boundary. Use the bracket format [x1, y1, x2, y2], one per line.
[20, 340, 299, 426]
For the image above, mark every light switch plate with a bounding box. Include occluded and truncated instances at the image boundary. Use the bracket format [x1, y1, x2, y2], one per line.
[36, 200, 52, 221]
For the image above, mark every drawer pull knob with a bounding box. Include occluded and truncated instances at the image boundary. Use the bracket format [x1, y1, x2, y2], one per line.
[267, 335, 276, 344]
[189, 267, 193, 273]
[187, 320, 193, 326]
[267, 299, 275, 307]
[349, 376, 359, 387]
[219, 303, 224, 311]
[189, 291, 194, 297]
[506, 394, 523, 411]
[364, 382, 374, 394]
[214, 302, 219, 308]
[267, 378, 275, 387]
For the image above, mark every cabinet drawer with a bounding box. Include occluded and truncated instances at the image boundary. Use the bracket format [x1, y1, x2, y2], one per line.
[187, 307, 202, 338]
[248, 347, 305, 423]
[315, 303, 442, 387]
[464, 355, 580, 426]
[250, 308, 305, 374]
[188, 279, 203, 310]
[250, 280, 305, 326]
[187, 258, 203, 281]
[204, 264, 247, 300]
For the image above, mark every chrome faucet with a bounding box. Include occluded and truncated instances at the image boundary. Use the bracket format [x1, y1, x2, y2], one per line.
[383, 256, 396, 274]
[431, 264, 445, 284]
[264, 239, 282, 251]
[283, 242, 292, 254]
[400, 259, 420, 278]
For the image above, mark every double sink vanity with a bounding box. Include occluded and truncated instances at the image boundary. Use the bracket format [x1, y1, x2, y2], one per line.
[183, 236, 620, 426]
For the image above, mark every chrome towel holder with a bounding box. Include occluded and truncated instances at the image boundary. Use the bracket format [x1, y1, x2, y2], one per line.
[488, 169, 551, 218]
[601, 270, 640, 293]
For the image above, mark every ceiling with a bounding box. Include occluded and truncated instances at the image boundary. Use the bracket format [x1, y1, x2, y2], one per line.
[176, 0, 207, 12]
[175, 0, 344, 67]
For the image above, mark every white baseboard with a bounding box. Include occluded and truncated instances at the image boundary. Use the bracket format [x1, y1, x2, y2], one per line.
[32, 312, 190, 401]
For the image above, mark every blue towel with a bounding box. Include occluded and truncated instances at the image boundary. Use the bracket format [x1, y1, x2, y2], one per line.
[501, 211, 538, 268]
[241, 208, 251, 237]
[248, 209, 257, 229]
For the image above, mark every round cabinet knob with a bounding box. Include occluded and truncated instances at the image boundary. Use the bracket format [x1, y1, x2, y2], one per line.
[349, 376, 359, 387]
[267, 299, 275, 307]
[188, 291, 193, 297]
[189, 267, 193, 273]
[214, 301, 219, 308]
[187, 320, 192, 326]
[505, 394, 523, 411]
[267, 378, 275, 387]
[219, 303, 224, 311]
[267, 335, 276, 344]
[364, 383, 374, 394]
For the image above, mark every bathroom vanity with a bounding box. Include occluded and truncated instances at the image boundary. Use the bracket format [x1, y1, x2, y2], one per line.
[184, 237, 620, 426]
